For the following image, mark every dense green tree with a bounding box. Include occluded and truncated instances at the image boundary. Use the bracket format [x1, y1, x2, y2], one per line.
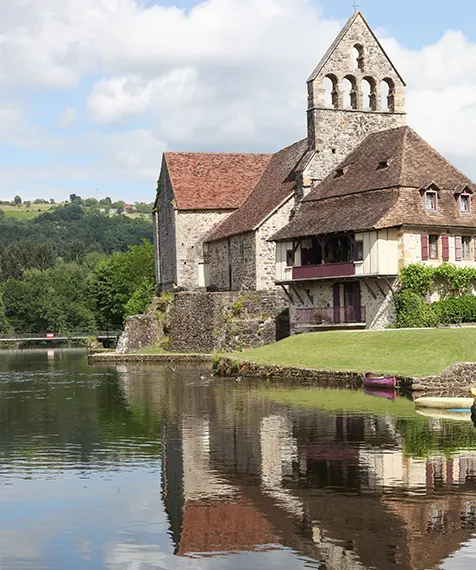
[89, 240, 155, 329]
[13, 195, 21, 205]
[0, 209, 4, 221]
[3, 264, 97, 333]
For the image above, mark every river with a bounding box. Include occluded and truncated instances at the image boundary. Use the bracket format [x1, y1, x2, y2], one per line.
[1, 349, 476, 569]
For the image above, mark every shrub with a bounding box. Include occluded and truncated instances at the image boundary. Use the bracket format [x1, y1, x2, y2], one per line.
[431, 295, 476, 325]
[394, 290, 438, 328]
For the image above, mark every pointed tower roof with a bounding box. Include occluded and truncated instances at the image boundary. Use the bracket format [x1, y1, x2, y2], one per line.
[307, 12, 406, 86]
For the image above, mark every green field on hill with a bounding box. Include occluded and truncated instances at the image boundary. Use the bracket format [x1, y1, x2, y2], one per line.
[235, 328, 476, 377]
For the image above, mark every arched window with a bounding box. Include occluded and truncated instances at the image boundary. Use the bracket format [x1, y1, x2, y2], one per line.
[361, 77, 377, 111]
[380, 78, 395, 112]
[342, 75, 357, 110]
[353, 44, 364, 71]
[323, 74, 339, 108]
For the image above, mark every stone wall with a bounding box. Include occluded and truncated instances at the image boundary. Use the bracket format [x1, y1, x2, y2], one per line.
[169, 291, 288, 353]
[156, 161, 177, 290]
[255, 197, 294, 290]
[207, 233, 256, 291]
[214, 358, 476, 394]
[116, 314, 163, 354]
[176, 209, 232, 290]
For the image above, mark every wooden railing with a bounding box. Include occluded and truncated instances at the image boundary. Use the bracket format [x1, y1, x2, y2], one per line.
[292, 262, 356, 280]
[293, 306, 366, 326]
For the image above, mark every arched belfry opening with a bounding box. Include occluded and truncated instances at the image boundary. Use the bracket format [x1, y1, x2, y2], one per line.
[342, 75, 358, 110]
[380, 78, 395, 112]
[352, 44, 364, 71]
[323, 74, 339, 108]
[361, 77, 377, 111]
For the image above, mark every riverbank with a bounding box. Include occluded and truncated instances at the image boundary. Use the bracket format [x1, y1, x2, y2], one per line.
[89, 352, 214, 364]
[229, 328, 476, 378]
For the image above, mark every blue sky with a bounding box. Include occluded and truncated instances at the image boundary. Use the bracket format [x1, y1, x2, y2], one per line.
[1, 0, 476, 203]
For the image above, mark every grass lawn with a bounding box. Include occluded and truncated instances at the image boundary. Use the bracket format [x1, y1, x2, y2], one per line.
[263, 387, 417, 417]
[1, 203, 60, 220]
[234, 328, 476, 377]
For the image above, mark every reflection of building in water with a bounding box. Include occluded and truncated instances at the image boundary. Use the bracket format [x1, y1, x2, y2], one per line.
[157, 376, 476, 569]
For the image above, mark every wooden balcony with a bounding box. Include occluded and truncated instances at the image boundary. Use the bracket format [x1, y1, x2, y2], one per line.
[292, 262, 356, 281]
[293, 306, 366, 327]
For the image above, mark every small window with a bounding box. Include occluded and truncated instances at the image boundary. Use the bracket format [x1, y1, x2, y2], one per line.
[286, 249, 294, 267]
[460, 194, 471, 213]
[429, 235, 439, 259]
[354, 241, 364, 262]
[335, 167, 345, 178]
[462, 236, 472, 259]
[425, 191, 437, 211]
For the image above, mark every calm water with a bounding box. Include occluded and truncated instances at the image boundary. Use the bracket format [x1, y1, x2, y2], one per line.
[1, 351, 476, 569]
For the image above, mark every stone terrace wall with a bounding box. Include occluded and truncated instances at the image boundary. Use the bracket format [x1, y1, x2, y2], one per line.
[170, 290, 288, 353]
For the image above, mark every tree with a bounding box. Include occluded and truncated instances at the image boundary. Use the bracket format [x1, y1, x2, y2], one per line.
[49, 198, 55, 204]
[14, 195, 22, 205]
[0, 209, 4, 221]
[89, 240, 155, 329]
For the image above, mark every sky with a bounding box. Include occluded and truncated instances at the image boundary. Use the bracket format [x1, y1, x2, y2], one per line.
[2, 0, 476, 203]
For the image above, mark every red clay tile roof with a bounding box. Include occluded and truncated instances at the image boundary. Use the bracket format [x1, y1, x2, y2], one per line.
[177, 499, 279, 556]
[205, 140, 308, 242]
[164, 152, 272, 211]
[272, 126, 476, 241]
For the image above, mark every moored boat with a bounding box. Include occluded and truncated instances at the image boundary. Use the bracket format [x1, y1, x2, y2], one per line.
[364, 387, 397, 400]
[414, 396, 474, 410]
[363, 372, 396, 389]
[416, 408, 472, 422]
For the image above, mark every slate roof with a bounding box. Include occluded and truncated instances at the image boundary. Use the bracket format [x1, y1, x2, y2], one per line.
[164, 152, 272, 211]
[272, 126, 476, 241]
[307, 12, 406, 85]
[205, 139, 308, 243]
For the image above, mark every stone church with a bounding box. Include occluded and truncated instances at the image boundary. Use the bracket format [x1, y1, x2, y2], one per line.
[153, 11, 476, 331]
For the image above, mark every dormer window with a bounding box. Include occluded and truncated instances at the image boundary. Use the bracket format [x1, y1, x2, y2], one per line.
[460, 193, 471, 213]
[378, 159, 389, 170]
[335, 167, 345, 178]
[424, 191, 437, 212]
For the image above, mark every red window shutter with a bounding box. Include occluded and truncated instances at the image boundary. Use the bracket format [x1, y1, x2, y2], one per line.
[421, 234, 429, 260]
[442, 235, 450, 261]
[455, 236, 462, 261]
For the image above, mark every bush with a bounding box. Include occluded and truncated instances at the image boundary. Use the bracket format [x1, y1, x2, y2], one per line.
[431, 295, 476, 325]
[394, 290, 438, 328]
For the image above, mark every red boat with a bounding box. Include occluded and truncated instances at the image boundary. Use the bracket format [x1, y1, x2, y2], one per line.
[364, 387, 397, 400]
[363, 372, 397, 389]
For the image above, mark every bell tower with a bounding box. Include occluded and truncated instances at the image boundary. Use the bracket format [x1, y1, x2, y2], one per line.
[305, 12, 406, 184]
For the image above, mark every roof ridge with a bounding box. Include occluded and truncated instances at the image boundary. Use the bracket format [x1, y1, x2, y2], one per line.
[164, 151, 272, 157]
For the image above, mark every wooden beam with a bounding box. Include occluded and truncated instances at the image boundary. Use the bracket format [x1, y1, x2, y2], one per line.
[362, 279, 377, 300]
[374, 278, 387, 298]
[289, 283, 305, 306]
[383, 277, 396, 296]
[279, 283, 293, 304]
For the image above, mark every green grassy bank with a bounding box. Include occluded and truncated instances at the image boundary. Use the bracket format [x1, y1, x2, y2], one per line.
[234, 328, 476, 377]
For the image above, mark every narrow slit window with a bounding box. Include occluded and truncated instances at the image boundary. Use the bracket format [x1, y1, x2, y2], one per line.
[460, 194, 471, 213]
[286, 249, 294, 267]
[462, 236, 472, 259]
[429, 235, 439, 259]
[425, 191, 437, 211]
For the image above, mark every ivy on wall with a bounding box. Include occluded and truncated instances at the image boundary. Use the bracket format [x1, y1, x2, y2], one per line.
[394, 263, 476, 328]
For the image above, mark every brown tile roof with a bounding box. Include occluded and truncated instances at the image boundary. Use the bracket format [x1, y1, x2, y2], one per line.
[164, 152, 272, 211]
[272, 126, 476, 241]
[177, 499, 279, 556]
[205, 139, 308, 242]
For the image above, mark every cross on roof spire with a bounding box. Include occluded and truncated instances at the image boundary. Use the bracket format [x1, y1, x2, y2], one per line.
[353, 0, 359, 12]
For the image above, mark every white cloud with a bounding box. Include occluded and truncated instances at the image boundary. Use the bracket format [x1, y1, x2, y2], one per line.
[1, 0, 476, 200]
[58, 107, 77, 127]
